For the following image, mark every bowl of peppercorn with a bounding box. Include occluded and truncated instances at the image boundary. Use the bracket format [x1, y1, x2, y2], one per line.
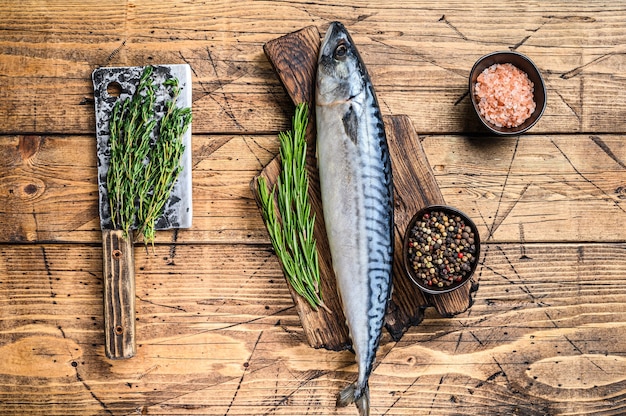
[403, 205, 480, 295]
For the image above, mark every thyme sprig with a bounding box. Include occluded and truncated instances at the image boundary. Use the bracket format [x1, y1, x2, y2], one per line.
[258, 103, 326, 311]
[106, 65, 192, 244]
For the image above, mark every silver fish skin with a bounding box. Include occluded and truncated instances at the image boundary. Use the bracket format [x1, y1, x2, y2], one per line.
[316, 21, 393, 416]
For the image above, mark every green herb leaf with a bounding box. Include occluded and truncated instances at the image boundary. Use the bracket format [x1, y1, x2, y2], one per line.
[257, 103, 325, 311]
[106, 65, 192, 245]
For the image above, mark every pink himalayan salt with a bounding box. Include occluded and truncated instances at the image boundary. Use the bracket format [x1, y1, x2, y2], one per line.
[474, 63, 536, 129]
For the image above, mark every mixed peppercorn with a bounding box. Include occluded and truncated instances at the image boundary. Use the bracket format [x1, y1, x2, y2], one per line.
[406, 208, 478, 290]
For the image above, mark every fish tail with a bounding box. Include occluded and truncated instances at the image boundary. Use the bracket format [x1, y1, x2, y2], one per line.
[355, 387, 370, 416]
[336, 382, 370, 416]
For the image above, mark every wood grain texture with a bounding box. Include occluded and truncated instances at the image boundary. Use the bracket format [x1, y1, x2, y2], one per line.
[3, 1, 626, 135]
[0, 243, 625, 415]
[101, 229, 136, 359]
[263, 25, 320, 113]
[2, 133, 626, 245]
[2, 1, 626, 415]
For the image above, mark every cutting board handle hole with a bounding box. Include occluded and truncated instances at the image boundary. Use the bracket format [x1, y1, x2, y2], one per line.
[107, 82, 122, 98]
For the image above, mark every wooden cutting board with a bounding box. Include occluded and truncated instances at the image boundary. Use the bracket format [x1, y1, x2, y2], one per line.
[251, 26, 477, 351]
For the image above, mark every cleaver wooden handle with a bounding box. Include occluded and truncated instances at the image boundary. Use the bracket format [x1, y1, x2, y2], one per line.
[102, 229, 136, 359]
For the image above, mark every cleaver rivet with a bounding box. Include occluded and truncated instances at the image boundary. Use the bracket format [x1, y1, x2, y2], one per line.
[115, 325, 124, 335]
[112, 249, 122, 259]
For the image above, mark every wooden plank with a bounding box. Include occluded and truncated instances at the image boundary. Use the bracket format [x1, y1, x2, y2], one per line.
[2, 133, 626, 245]
[0, 242, 625, 415]
[2, 2, 626, 416]
[4, 1, 626, 134]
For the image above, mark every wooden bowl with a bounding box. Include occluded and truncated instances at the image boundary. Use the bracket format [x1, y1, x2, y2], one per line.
[403, 205, 480, 295]
[469, 51, 547, 135]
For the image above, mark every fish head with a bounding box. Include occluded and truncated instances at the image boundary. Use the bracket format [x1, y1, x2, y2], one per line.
[316, 22, 367, 106]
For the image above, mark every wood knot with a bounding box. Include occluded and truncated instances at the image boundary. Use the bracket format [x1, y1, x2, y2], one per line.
[24, 184, 38, 195]
[1, 176, 45, 200]
[19, 135, 44, 161]
[112, 249, 122, 259]
[115, 326, 124, 335]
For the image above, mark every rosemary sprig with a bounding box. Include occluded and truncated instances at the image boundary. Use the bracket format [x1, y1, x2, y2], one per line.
[257, 103, 326, 311]
[107, 65, 192, 244]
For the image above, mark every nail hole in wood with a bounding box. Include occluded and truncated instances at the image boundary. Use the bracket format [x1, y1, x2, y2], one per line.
[107, 81, 122, 98]
[112, 249, 122, 259]
[115, 326, 124, 335]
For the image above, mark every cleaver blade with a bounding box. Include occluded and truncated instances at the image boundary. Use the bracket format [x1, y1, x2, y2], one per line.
[92, 64, 193, 359]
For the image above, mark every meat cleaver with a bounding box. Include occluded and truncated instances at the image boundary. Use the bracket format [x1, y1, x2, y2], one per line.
[92, 64, 193, 359]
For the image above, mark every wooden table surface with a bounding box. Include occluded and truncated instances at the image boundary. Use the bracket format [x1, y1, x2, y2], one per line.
[2, 1, 626, 415]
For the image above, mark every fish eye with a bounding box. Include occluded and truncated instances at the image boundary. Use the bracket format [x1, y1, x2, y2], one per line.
[334, 43, 347, 59]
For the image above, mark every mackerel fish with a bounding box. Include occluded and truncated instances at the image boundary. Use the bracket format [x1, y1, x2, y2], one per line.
[316, 21, 394, 416]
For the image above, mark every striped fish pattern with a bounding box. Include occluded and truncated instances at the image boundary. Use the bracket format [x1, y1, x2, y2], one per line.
[316, 21, 394, 416]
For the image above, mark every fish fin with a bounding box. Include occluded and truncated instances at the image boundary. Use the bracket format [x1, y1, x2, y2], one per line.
[336, 382, 356, 408]
[336, 382, 370, 416]
[342, 104, 359, 145]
